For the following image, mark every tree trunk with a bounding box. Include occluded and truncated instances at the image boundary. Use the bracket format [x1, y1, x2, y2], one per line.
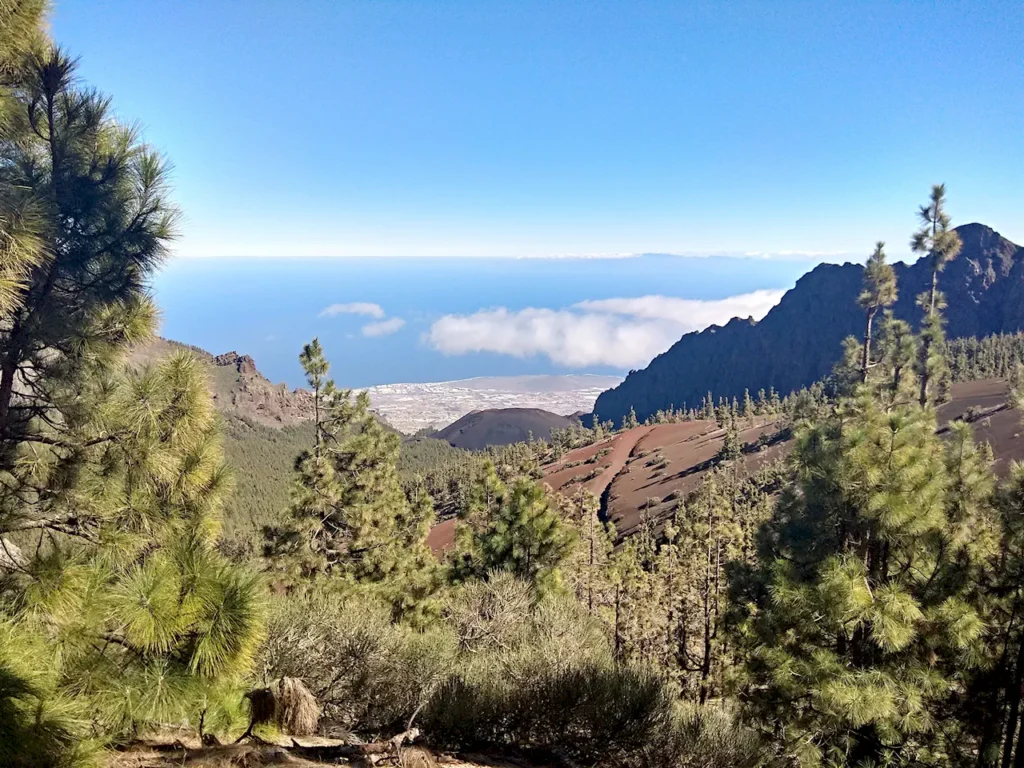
[920, 268, 939, 407]
[919, 334, 932, 407]
[588, 504, 595, 614]
[1002, 636, 1024, 768]
[861, 308, 876, 383]
[614, 584, 622, 662]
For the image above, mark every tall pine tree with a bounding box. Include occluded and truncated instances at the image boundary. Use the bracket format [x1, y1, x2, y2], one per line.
[734, 391, 997, 767]
[857, 242, 897, 383]
[911, 184, 961, 406]
[269, 339, 438, 619]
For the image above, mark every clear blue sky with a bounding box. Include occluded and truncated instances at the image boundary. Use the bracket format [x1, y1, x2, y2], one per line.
[51, 0, 1024, 260]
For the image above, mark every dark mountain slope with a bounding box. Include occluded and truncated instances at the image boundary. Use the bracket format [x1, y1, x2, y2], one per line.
[594, 224, 1024, 424]
[433, 407, 577, 450]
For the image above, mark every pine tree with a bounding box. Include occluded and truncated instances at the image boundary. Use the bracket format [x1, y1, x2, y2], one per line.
[0, 0, 47, 318]
[0, 49, 178, 455]
[451, 462, 575, 597]
[911, 184, 961, 406]
[623, 406, 639, 430]
[1, 354, 265, 742]
[270, 340, 438, 618]
[561, 487, 615, 615]
[857, 242, 897, 383]
[719, 414, 741, 463]
[734, 392, 998, 766]
[755, 389, 767, 416]
[742, 388, 754, 421]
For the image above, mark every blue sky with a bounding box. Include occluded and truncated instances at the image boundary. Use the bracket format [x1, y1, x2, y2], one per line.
[52, 0, 1024, 259]
[49, 1, 1024, 387]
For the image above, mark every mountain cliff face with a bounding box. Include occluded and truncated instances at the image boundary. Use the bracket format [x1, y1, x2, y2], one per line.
[128, 338, 314, 427]
[593, 224, 1024, 424]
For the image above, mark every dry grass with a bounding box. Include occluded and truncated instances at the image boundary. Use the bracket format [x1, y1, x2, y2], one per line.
[245, 677, 320, 737]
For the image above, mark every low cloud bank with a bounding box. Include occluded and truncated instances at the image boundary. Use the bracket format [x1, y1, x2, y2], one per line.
[427, 290, 784, 368]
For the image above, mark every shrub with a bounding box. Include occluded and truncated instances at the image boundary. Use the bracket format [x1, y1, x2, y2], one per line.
[423, 664, 674, 765]
[256, 590, 455, 733]
[256, 577, 767, 767]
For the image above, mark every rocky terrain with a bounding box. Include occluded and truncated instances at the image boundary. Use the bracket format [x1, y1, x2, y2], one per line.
[594, 224, 1024, 424]
[568, 378, 1018, 542]
[130, 339, 618, 435]
[128, 338, 315, 428]
[428, 378, 1021, 556]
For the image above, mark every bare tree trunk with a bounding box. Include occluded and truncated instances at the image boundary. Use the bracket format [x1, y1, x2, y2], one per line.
[861, 308, 876, 383]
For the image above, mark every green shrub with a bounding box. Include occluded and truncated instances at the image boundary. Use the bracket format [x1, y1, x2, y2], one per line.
[257, 576, 767, 767]
[423, 663, 675, 765]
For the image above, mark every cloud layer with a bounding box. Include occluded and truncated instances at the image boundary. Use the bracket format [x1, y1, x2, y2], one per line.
[362, 317, 406, 337]
[319, 302, 385, 319]
[427, 290, 784, 368]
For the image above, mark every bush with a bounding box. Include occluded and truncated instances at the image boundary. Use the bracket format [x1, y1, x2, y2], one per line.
[257, 577, 767, 767]
[256, 590, 455, 734]
[423, 664, 675, 765]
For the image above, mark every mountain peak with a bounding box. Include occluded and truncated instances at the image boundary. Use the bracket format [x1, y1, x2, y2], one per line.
[593, 224, 1024, 424]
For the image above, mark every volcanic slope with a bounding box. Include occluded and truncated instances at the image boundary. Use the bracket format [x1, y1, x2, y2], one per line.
[546, 379, 1024, 544]
[433, 407, 579, 450]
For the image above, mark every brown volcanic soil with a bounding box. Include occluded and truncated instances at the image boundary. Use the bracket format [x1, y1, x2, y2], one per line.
[421, 379, 1024, 557]
[542, 418, 785, 539]
[547, 378, 1024, 543]
[938, 378, 1024, 476]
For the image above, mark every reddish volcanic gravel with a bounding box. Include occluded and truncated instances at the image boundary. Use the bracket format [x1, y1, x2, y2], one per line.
[426, 379, 1024, 555]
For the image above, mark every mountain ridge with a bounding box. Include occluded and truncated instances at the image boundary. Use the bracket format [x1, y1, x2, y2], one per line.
[593, 223, 1024, 424]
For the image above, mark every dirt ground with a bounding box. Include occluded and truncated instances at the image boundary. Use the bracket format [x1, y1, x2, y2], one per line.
[107, 737, 550, 768]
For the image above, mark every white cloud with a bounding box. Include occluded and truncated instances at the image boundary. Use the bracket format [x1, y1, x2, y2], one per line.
[362, 317, 406, 337]
[427, 290, 785, 369]
[319, 302, 385, 319]
[573, 290, 785, 325]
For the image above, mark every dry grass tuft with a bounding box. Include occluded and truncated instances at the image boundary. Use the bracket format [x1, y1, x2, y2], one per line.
[245, 677, 320, 737]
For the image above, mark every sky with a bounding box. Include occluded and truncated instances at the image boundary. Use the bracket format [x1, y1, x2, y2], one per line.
[49, 1, 1024, 387]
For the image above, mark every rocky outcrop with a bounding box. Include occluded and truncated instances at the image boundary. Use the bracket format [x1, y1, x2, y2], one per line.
[213, 351, 258, 376]
[593, 224, 1024, 424]
[129, 338, 314, 428]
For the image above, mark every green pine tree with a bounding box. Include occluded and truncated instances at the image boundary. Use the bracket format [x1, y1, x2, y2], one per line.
[734, 392, 997, 767]
[623, 406, 639, 430]
[451, 461, 575, 597]
[269, 340, 438, 619]
[858, 242, 897, 383]
[742, 388, 754, 421]
[2, 354, 265, 744]
[0, 49, 178, 454]
[911, 184, 961, 406]
[0, 0, 47, 319]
